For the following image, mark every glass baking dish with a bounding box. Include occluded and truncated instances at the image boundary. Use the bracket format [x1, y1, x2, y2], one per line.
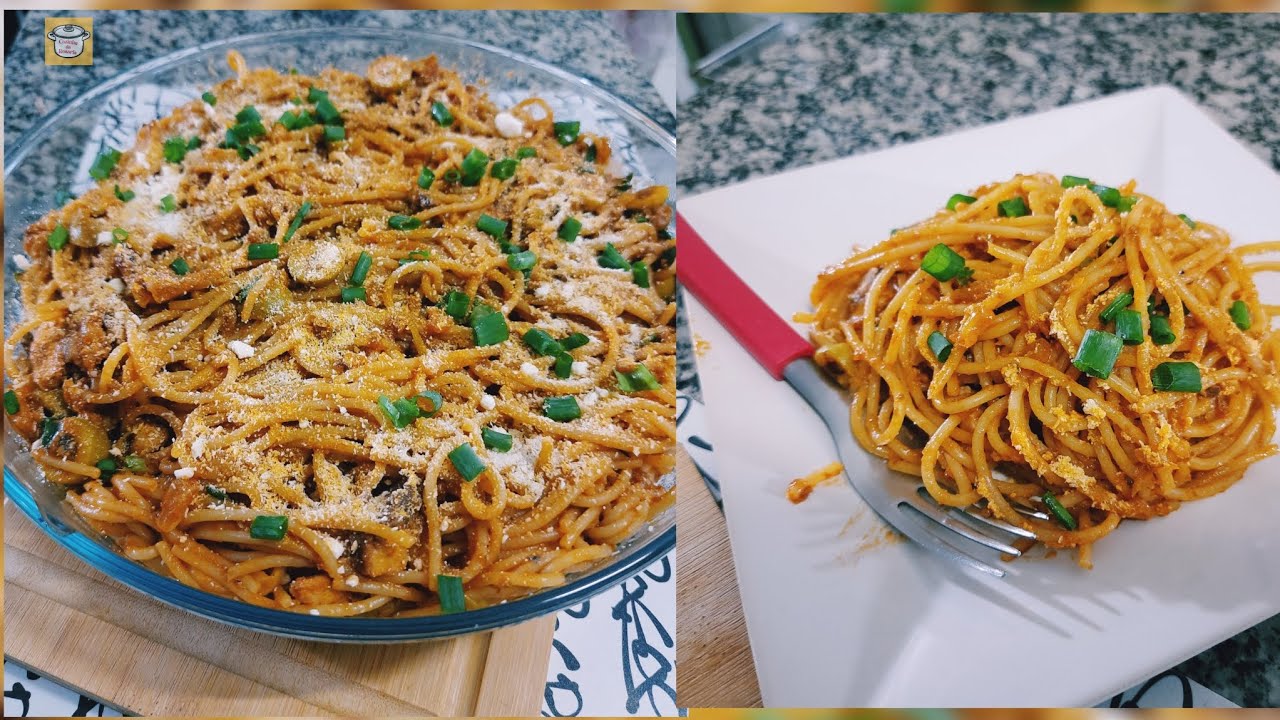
[3, 27, 675, 642]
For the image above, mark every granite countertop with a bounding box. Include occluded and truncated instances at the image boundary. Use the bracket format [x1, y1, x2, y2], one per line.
[5, 9, 672, 156]
[677, 12, 1279, 708]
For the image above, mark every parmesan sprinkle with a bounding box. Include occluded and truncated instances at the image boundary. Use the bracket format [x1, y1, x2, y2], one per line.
[174, 467, 195, 479]
[96, 231, 115, 246]
[12, 254, 31, 271]
[480, 394, 497, 410]
[229, 340, 256, 359]
[520, 361, 539, 378]
[495, 111, 525, 138]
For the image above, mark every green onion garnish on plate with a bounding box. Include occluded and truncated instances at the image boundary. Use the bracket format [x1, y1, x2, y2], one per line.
[4, 390, 19, 415]
[558, 217, 582, 242]
[481, 427, 513, 452]
[927, 331, 953, 362]
[169, 257, 190, 276]
[616, 364, 660, 393]
[920, 243, 969, 282]
[553, 120, 580, 146]
[340, 286, 365, 303]
[1151, 361, 1201, 392]
[250, 515, 288, 541]
[946, 193, 976, 211]
[1149, 315, 1176, 345]
[247, 242, 278, 260]
[1072, 329, 1123, 379]
[388, 214, 422, 231]
[431, 102, 454, 127]
[476, 214, 508, 239]
[1229, 300, 1251, 330]
[350, 251, 372, 286]
[543, 396, 581, 421]
[998, 197, 1029, 218]
[1099, 291, 1133, 323]
[437, 574, 466, 613]
[448, 443, 486, 481]
[283, 201, 312, 243]
[1114, 309, 1143, 345]
[1061, 175, 1091, 188]
[1042, 491, 1077, 530]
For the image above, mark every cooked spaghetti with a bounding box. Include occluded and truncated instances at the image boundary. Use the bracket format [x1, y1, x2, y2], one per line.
[4, 53, 676, 616]
[804, 173, 1279, 567]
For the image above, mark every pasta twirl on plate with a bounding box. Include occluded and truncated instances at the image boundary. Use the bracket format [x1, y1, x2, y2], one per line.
[4, 52, 676, 616]
[803, 173, 1278, 567]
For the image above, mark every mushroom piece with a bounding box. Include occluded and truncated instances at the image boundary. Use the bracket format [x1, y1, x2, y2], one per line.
[367, 55, 412, 98]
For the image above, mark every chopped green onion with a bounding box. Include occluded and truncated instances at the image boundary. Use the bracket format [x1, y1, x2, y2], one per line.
[54, 189, 74, 207]
[471, 306, 509, 347]
[558, 217, 582, 242]
[1042, 491, 1077, 530]
[307, 87, 329, 103]
[313, 98, 342, 127]
[205, 485, 227, 500]
[163, 136, 193, 163]
[1099, 292, 1133, 323]
[418, 166, 436, 190]
[236, 106, 262, 124]
[1088, 183, 1119, 206]
[481, 427, 513, 452]
[543, 396, 581, 421]
[340, 286, 366, 303]
[278, 109, 315, 131]
[350, 251, 372, 286]
[323, 125, 345, 142]
[399, 249, 431, 265]
[1061, 175, 1092, 188]
[283, 201, 312, 243]
[523, 328, 564, 357]
[946, 193, 976, 211]
[96, 458, 117, 482]
[88, 148, 122, 180]
[553, 352, 573, 379]
[459, 148, 489, 186]
[438, 574, 466, 613]
[927, 331, 953, 362]
[516, 147, 537, 159]
[169, 257, 190, 276]
[202, 91, 217, 106]
[1229, 300, 1251, 330]
[1178, 213, 1196, 229]
[560, 332, 590, 350]
[114, 185, 135, 202]
[491, 158, 518, 180]
[431, 102, 454, 127]
[442, 168, 461, 184]
[1072, 329, 1123, 379]
[1151, 361, 1201, 392]
[3, 390, 19, 415]
[442, 291, 471, 321]
[377, 395, 401, 426]
[997, 197, 1029, 218]
[553, 120, 580, 146]
[1114, 309, 1143, 345]
[507, 250, 537, 272]
[632, 262, 650, 288]
[615, 174, 633, 192]
[159, 195, 177, 213]
[598, 242, 630, 270]
[616, 364, 661, 393]
[41, 417, 60, 446]
[249, 515, 289, 541]
[476, 214, 508, 239]
[392, 397, 420, 425]
[1116, 195, 1138, 213]
[416, 390, 444, 417]
[448, 442, 486, 481]
[1149, 315, 1176, 345]
[123, 455, 146, 472]
[920, 243, 968, 282]
[247, 243, 278, 260]
[48, 225, 69, 251]
[388, 214, 423, 231]
[584, 143, 598, 163]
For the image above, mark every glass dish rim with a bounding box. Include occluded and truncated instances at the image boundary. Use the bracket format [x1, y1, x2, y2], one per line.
[3, 26, 675, 642]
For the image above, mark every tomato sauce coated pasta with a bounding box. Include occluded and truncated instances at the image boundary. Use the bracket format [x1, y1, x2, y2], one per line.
[5, 53, 675, 616]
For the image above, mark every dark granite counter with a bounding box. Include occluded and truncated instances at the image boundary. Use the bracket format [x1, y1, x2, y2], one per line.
[676, 12, 1279, 708]
[5, 9, 672, 157]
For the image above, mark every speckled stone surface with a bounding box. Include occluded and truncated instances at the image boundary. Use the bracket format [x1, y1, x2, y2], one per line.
[679, 13, 1280, 196]
[677, 12, 1279, 708]
[5, 9, 672, 156]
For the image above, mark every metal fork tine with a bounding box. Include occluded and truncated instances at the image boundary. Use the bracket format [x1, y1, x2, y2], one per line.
[957, 507, 1038, 539]
[894, 503, 1007, 577]
[904, 498, 1025, 556]
[1009, 503, 1051, 521]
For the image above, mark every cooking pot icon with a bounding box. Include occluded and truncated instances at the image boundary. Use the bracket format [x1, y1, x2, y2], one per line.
[48, 24, 91, 59]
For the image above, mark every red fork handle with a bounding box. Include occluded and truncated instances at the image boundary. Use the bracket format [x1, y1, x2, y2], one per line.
[676, 213, 814, 380]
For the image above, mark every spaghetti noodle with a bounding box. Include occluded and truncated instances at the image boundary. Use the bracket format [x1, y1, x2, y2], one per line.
[804, 173, 1278, 567]
[5, 53, 676, 615]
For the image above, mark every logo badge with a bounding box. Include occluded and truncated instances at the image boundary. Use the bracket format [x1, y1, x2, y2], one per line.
[45, 18, 93, 66]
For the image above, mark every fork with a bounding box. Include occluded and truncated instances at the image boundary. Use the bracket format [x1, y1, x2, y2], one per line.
[677, 213, 1052, 577]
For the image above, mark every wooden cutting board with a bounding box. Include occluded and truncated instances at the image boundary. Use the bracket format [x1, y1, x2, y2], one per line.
[675, 446, 763, 708]
[3, 500, 555, 716]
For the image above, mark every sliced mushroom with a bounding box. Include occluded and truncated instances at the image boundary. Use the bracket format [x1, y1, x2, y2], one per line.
[287, 240, 345, 285]
[367, 55, 412, 98]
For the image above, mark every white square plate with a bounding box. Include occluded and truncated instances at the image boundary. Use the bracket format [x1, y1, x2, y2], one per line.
[680, 86, 1280, 707]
